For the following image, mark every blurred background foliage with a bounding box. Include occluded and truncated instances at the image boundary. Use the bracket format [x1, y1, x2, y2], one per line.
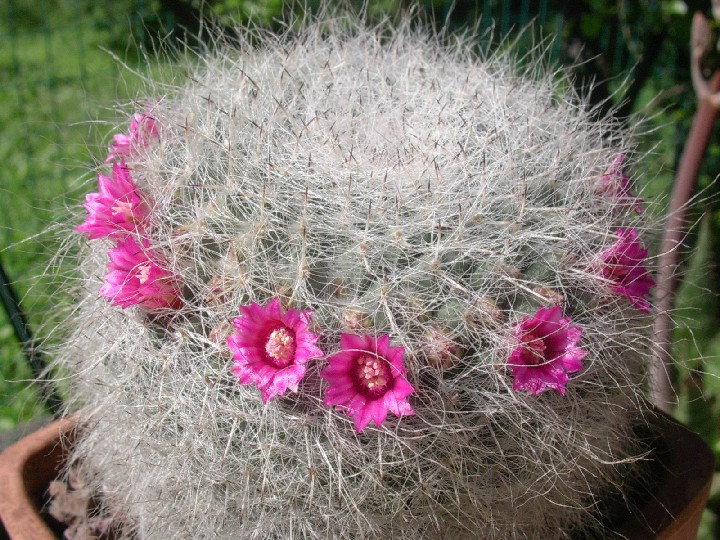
[2, 0, 720, 535]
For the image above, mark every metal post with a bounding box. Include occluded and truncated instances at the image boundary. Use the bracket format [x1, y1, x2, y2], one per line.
[0, 256, 62, 416]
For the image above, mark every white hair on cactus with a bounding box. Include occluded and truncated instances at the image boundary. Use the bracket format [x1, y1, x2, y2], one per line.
[53, 11, 655, 539]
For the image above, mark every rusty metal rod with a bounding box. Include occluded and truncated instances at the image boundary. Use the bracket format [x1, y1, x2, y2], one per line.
[650, 69, 720, 412]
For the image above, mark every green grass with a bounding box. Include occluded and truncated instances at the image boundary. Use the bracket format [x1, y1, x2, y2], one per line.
[0, 0, 157, 429]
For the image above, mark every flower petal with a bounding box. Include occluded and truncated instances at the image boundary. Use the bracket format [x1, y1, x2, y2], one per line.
[227, 298, 322, 402]
[507, 307, 585, 396]
[322, 333, 414, 432]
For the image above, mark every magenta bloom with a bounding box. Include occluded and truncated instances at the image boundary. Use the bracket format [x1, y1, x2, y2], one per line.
[321, 333, 415, 433]
[227, 298, 323, 403]
[75, 162, 150, 240]
[106, 112, 159, 162]
[99, 237, 181, 310]
[596, 228, 655, 313]
[106, 133, 132, 162]
[596, 154, 644, 214]
[507, 306, 586, 396]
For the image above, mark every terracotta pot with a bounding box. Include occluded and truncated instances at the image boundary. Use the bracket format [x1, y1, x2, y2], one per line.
[612, 411, 715, 539]
[0, 417, 75, 539]
[0, 413, 714, 539]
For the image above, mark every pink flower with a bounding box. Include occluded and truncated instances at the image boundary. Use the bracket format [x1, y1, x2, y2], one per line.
[106, 133, 132, 162]
[321, 333, 414, 433]
[507, 306, 586, 396]
[99, 237, 181, 310]
[596, 228, 655, 313]
[75, 162, 150, 240]
[596, 154, 644, 214]
[129, 112, 159, 141]
[227, 298, 323, 403]
[106, 112, 159, 162]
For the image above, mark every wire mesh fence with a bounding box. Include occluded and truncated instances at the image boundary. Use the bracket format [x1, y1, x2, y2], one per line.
[1, 0, 164, 238]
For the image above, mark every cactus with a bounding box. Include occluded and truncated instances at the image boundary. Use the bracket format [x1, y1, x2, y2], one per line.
[55, 13, 657, 539]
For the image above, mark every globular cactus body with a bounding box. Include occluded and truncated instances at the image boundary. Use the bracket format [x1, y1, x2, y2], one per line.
[58, 14, 655, 539]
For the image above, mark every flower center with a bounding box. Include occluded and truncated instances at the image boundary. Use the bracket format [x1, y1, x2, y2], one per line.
[265, 327, 296, 367]
[136, 263, 151, 284]
[520, 331, 546, 366]
[602, 253, 633, 281]
[355, 354, 391, 396]
[112, 200, 134, 219]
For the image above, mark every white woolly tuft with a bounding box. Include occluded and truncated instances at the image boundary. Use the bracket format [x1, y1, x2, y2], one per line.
[53, 13, 656, 539]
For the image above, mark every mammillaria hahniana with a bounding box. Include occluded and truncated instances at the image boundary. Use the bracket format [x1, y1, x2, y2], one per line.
[55, 13, 656, 539]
